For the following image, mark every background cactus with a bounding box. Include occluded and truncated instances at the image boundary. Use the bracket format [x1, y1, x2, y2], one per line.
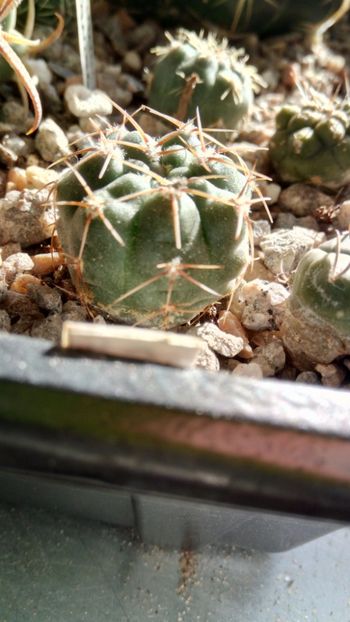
[114, 0, 350, 38]
[280, 233, 350, 367]
[148, 29, 263, 131]
[269, 97, 350, 190]
[56, 115, 254, 328]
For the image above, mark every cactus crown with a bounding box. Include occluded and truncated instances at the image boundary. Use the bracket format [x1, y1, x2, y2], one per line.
[55, 107, 264, 328]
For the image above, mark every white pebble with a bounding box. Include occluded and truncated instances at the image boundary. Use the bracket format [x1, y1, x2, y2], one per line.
[35, 118, 70, 163]
[65, 84, 113, 118]
[232, 362, 264, 379]
[230, 279, 289, 331]
[260, 226, 325, 275]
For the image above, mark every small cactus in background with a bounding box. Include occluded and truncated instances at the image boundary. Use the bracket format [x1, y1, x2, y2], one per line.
[280, 232, 350, 367]
[55, 111, 257, 328]
[116, 0, 350, 39]
[148, 29, 263, 131]
[269, 96, 350, 190]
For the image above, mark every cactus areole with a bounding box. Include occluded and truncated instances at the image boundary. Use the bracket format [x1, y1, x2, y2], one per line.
[56, 120, 253, 327]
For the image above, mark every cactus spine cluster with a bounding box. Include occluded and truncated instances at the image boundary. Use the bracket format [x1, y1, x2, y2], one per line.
[55, 111, 257, 328]
[149, 29, 263, 131]
[269, 96, 350, 190]
[280, 233, 350, 367]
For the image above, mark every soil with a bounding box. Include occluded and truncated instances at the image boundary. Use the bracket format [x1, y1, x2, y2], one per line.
[0, 2, 350, 389]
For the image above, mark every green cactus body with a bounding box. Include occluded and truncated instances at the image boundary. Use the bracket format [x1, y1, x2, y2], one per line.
[281, 233, 350, 366]
[269, 99, 350, 190]
[149, 30, 263, 131]
[116, 0, 349, 38]
[56, 122, 252, 327]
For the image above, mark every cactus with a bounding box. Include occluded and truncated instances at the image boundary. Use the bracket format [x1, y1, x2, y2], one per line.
[280, 232, 350, 367]
[269, 96, 350, 190]
[55, 111, 256, 328]
[116, 0, 350, 38]
[148, 30, 263, 131]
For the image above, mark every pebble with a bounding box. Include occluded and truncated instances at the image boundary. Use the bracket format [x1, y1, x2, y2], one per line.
[273, 213, 319, 231]
[2, 134, 31, 159]
[0, 309, 10, 331]
[62, 300, 88, 322]
[123, 50, 142, 72]
[0, 252, 34, 284]
[0, 242, 21, 261]
[194, 342, 220, 372]
[252, 340, 286, 377]
[230, 279, 289, 331]
[193, 322, 244, 358]
[279, 183, 334, 217]
[337, 200, 350, 230]
[0, 189, 56, 247]
[64, 84, 113, 118]
[31, 313, 63, 342]
[217, 310, 252, 358]
[296, 371, 319, 384]
[260, 227, 325, 275]
[31, 252, 63, 276]
[25, 165, 59, 190]
[35, 118, 71, 163]
[26, 58, 53, 85]
[232, 362, 264, 379]
[0, 290, 41, 319]
[315, 363, 346, 388]
[10, 274, 41, 295]
[27, 282, 62, 313]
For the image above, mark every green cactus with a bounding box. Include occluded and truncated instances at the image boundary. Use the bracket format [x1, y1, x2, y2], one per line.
[280, 232, 350, 366]
[115, 0, 350, 38]
[55, 114, 254, 328]
[269, 97, 350, 190]
[148, 30, 263, 131]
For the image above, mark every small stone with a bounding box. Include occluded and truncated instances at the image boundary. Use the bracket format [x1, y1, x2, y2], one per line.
[1, 290, 41, 319]
[62, 300, 88, 322]
[296, 371, 319, 384]
[252, 340, 286, 377]
[252, 220, 271, 245]
[0, 242, 21, 261]
[260, 227, 325, 275]
[27, 282, 62, 313]
[1, 101, 28, 129]
[315, 363, 346, 388]
[232, 362, 264, 379]
[31, 314, 63, 342]
[230, 279, 289, 331]
[1, 252, 34, 283]
[2, 134, 30, 159]
[25, 165, 59, 190]
[10, 274, 41, 295]
[65, 84, 113, 118]
[194, 322, 244, 357]
[26, 58, 52, 85]
[7, 167, 27, 191]
[35, 118, 70, 163]
[279, 183, 334, 217]
[337, 200, 350, 230]
[31, 252, 63, 276]
[194, 343, 220, 372]
[0, 189, 56, 247]
[217, 310, 252, 358]
[0, 309, 10, 331]
[123, 50, 142, 72]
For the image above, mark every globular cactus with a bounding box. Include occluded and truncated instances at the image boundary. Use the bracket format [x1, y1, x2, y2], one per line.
[116, 0, 350, 39]
[269, 97, 350, 190]
[280, 232, 350, 367]
[55, 112, 256, 328]
[148, 30, 263, 131]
